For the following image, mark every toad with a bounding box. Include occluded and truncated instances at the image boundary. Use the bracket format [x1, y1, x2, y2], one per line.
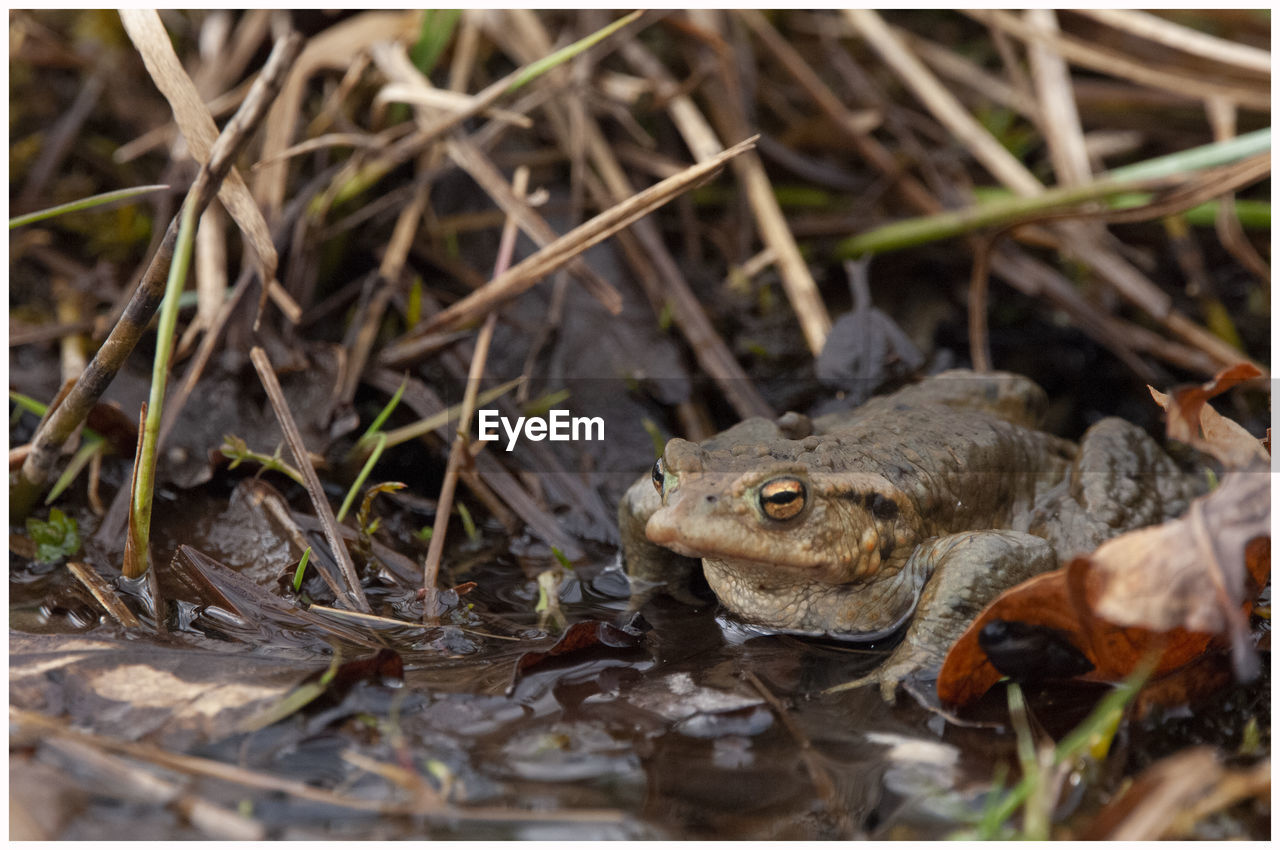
[619, 370, 1197, 694]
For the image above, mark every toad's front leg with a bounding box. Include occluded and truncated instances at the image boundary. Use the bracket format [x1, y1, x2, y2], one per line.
[853, 530, 1058, 701]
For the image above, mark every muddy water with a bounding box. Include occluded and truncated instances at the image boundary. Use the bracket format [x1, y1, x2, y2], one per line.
[8, 481, 1016, 839]
[10, 478, 1263, 839]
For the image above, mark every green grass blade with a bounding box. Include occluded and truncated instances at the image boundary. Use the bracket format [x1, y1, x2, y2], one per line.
[46, 438, 105, 504]
[507, 10, 642, 93]
[1106, 127, 1270, 182]
[380, 377, 523, 449]
[337, 433, 387, 523]
[292, 547, 313, 592]
[9, 184, 169, 230]
[353, 375, 408, 455]
[124, 197, 198, 578]
[838, 128, 1271, 257]
[238, 647, 343, 733]
[411, 9, 461, 75]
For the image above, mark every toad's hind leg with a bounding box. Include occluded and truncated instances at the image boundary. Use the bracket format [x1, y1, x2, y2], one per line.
[1034, 417, 1199, 560]
[850, 530, 1057, 701]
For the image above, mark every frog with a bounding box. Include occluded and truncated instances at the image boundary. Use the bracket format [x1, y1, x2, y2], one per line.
[619, 370, 1197, 698]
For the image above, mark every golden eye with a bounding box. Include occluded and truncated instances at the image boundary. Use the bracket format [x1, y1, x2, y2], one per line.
[651, 458, 664, 494]
[759, 477, 806, 521]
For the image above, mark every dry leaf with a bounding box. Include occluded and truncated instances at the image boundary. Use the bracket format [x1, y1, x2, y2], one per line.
[120, 11, 279, 296]
[940, 370, 1270, 706]
[1088, 472, 1269, 635]
[1084, 747, 1223, 839]
[1148, 362, 1267, 469]
[1084, 746, 1270, 839]
[937, 490, 1269, 707]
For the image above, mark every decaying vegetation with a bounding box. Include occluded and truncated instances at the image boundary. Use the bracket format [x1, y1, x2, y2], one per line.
[9, 10, 1269, 839]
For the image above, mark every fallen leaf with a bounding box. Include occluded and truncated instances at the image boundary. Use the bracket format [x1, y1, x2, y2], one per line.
[1082, 746, 1270, 839]
[939, 374, 1270, 707]
[937, 513, 1269, 707]
[1148, 362, 1267, 469]
[509, 615, 648, 688]
[10, 633, 312, 748]
[1083, 746, 1223, 839]
[1087, 472, 1269, 679]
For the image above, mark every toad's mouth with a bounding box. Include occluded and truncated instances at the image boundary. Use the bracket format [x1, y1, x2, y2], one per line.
[644, 515, 831, 572]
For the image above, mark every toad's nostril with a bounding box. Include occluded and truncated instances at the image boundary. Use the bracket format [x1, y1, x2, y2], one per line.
[705, 495, 717, 503]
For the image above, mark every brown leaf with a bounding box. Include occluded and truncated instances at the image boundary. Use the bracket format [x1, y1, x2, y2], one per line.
[509, 616, 649, 689]
[937, 502, 1269, 707]
[1084, 745, 1271, 839]
[1087, 472, 1269, 679]
[941, 373, 1270, 706]
[1148, 362, 1268, 469]
[937, 562, 1226, 707]
[937, 570, 1077, 706]
[1083, 747, 1223, 839]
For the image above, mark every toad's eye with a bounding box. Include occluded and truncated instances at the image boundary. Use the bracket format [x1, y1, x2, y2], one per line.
[759, 477, 806, 521]
[651, 459, 664, 494]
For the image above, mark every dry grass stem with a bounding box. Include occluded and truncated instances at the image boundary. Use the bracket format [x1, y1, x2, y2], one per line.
[370, 40, 532, 129]
[1075, 9, 1271, 74]
[177, 202, 227, 358]
[849, 8, 1266, 377]
[445, 136, 623, 314]
[847, 9, 1043, 197]
[422, 167, 527, 622]
[737, 10, 882, 139]
[39, 737, 267, 840]
[1205, 99, 1272, 285]
[250, 346, 370, 612]
[120, 11, 282, 309]
[494, 10, 771, 420]
[902, 32, 1038, 121]
[12, 707, 625, 824]
[66, 561, 141, 628]
[416, 137, 759, 337]
[257, 11, 417, 216]
[362, 368, 578, 555]
[158, 267, 252, 449]
[14, 32, 303, 513]
[1026, 10, 1092, 187]
[969, 10, 1270, 111]
[623, 30, 832, 355]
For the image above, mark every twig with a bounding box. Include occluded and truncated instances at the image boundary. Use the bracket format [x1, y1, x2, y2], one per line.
[12, 706, 625, 824]
[415, 137, 760, 336]
[66, 561, 140, 628]
[250, 346, 370, 613]
[444, 136, 623, 315]
[421, 168, 528, 622]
